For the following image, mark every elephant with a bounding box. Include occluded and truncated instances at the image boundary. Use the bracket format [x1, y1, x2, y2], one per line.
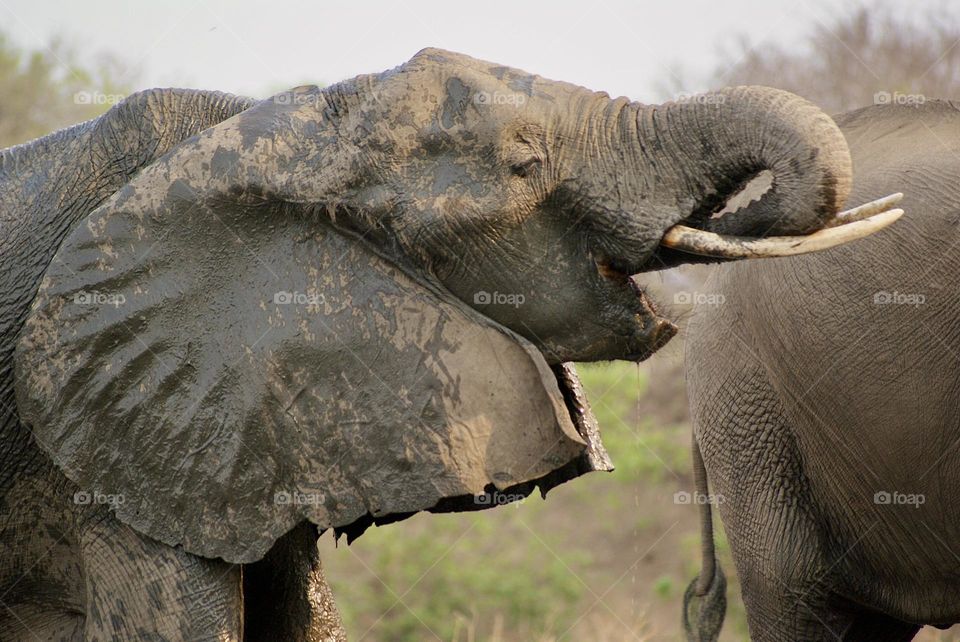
[0, 47, 888, 640]
[685, 99, 960, 641]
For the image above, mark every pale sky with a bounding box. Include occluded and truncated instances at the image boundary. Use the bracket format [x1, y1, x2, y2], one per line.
[0, 0, 874, 102]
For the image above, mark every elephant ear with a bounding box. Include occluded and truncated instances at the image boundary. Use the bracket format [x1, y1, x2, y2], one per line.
[14, 92, 609, 564]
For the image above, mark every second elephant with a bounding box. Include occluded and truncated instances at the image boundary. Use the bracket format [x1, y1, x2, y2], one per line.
[686, 100, 960, 641]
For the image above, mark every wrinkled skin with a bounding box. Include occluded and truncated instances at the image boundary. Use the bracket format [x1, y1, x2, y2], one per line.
[1, 49, 852, 640]
[686, 100, 960, 641]
[1, 91, 346, 642]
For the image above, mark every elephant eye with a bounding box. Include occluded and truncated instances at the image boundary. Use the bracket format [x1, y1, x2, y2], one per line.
[509, 156, 541, 178]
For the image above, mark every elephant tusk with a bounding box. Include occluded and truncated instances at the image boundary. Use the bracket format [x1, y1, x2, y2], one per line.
[660, 193, 904, 259]
[826, 192, 903, 227]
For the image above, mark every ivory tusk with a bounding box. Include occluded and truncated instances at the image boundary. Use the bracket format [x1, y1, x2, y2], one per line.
[661, 195, 904, 259]
[827, 192, 903, 227]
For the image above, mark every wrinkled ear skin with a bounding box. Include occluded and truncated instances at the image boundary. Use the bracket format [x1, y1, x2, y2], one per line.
[336, 362, 612, 541]
[14, 93, 610, 563]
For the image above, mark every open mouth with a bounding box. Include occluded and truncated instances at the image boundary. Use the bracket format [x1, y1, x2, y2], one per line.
[625, 277, 678, 359]
[594, 254, 679, 361]
[594, 256, 663, 317]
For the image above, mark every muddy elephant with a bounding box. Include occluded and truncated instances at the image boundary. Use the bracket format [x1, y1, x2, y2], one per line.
[2, 48, 883, 640]
[686, 100, 960, 641]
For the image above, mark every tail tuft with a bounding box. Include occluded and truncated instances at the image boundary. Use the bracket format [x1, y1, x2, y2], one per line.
[682, 564, 727, 642]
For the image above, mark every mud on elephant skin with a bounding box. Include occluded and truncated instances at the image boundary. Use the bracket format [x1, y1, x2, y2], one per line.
[3, 48, 881, 640]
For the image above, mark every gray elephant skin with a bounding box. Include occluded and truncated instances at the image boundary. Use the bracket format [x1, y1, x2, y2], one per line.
[686, 100, 960, 641]
[2, 48, 853, 640]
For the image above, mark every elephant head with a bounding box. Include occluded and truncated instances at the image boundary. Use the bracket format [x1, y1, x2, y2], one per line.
[14, 49, 876, 564]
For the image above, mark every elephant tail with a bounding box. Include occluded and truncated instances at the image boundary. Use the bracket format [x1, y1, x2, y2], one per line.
[682, 433, 727, 642]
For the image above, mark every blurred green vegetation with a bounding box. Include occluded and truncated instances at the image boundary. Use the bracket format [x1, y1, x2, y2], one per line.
[0, 31, 135, 148]
[577, 362, 689, 485]
[328, 508, 588, 641]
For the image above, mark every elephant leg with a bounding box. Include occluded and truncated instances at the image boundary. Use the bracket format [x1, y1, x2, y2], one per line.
[243, 522, 347, 642]
[700, 375, 919, 642]
[0, 456, 85, 642]
[79, 510, 243, 641]
[692, 360, 852, 641]
[726, 515, 853, 642]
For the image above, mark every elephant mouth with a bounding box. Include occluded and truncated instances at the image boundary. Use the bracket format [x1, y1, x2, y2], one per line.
[623, 276, 677, 361]
[594, 255, 679, 362]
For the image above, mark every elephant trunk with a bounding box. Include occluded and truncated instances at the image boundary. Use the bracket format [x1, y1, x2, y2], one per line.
[576, 87, 861, 274]
[641, 86, 853, 238]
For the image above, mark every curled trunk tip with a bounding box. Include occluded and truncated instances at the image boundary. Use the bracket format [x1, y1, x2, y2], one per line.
[645, 85, 854, 237]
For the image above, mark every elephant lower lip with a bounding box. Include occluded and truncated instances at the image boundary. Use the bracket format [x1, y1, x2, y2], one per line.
[629, 276, 673, 326]
[588, 258, 679, 361]
[630, 277, 658, 312]
[629, 277, 678, 359]
[620, 319, 676, 361]
[596, 257, 671, 320]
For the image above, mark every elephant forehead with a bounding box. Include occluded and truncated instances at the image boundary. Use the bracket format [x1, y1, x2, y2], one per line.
[405, 47, 577, 102]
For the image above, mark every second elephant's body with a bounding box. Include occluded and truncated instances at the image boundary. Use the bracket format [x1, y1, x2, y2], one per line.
[687, 100, 960, 641]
